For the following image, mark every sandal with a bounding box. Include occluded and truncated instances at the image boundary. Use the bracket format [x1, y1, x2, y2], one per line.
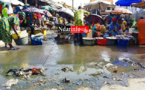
[5, 46, 10, 48]
[9, 47, 19, 50]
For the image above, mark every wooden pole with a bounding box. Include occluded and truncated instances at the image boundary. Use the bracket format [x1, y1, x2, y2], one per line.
[72, 0, 74, 9]
[24, 0, 27, 5]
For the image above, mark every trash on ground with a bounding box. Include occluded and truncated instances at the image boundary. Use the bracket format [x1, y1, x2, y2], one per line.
[112, 60, 132, 68]
[89, 71, 103, 76]
[6, 68, 47, 79]
[61, 67, 73, 72]
[2, 79, 18, 89]
[63, 78, 71, 83]
[113, 70, 118, 73]
[104, 81, 111, 85]
[34, 79, 48, 86]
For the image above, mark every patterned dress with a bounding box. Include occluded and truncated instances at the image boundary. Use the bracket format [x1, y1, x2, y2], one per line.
[74, 9, 89, 26]
[0, 16, 20, 44]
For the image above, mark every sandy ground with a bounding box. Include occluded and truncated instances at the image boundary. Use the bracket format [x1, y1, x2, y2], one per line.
[0, 40, 17, 54]
[101, 78, 145, 90]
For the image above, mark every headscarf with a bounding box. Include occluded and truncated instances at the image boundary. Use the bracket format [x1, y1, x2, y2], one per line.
[132, 18, 137, 26]
[111, 18, 117, 22]
[140, 17, 144, 19]
[18, 11, 26, 17]
[123, 21, 127, 25]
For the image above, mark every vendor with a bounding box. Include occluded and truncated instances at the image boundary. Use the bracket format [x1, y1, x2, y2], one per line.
[92, 20, 101, 37]
[0, 12, 25, 50]
[109, 18, 120, 36]
[132, 18, 137, 27]
[17, 8, 25, 24]
[2, 5, 9, 17]
[20, 14, 34, 35]
[118, 18, 124, 34]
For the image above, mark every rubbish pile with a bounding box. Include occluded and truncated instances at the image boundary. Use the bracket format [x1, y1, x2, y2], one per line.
[112, 58, 145, 69]
[2, 79, 18, 89]
[61, 67, 73, 72]
[2, 67, 47, 89]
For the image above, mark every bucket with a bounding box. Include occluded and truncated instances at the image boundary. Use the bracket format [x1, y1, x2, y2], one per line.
[14, 36, 28, 45]
[42, 29, 47, 36]
[83, 37, 95, 46]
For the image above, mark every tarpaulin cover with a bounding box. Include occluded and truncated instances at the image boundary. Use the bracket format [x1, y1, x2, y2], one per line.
[115, 0, 142, 6]
[112, 60, 131, 68]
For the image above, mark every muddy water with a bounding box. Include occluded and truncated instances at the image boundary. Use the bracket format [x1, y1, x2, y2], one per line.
[0, 37, 145, 89]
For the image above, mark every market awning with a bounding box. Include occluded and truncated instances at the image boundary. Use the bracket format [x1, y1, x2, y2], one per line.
[0, 0, 24, 6]
[132, 1, 145, 8]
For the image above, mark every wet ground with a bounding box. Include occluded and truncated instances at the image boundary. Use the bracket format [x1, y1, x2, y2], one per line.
[1, 32, 145, 90]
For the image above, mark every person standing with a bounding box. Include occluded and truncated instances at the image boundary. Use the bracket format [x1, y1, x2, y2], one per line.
[20, 14, 35, 36]
[2, 5, 9, 17]
[109, 18, 120, 36]
[74, 6, 89, 45]
[17, 8, 25, 24]
[0, 13, 25, 50]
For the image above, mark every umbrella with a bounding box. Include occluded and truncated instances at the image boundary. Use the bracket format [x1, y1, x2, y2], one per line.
[115, 0, 142, 6]
[85, 14, 104, 25]
[50, 4, 62, 9]
[56, 8, 74, 20]
[39, 0, 55, 5]
[23, 7, 44, 14]
[132, 1, 145, 8]
[41, 6, 56, 11]
[84, 0, 111, 10]
[0, 0, 24, 6]
[111, 8, 133, 15]
[45, 10, 52, 17]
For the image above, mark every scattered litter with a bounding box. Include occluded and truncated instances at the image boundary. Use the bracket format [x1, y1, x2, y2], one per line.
[113, 70, 118, 73]
[2, 79, 18, 89]
[56, 82, 60, 86]
[55, 72, 60, 75]
[34, 79, 47, 86]
[61, 67, 73, 72]
[6, 68, 47, 77]
[89, 71, 103, 76]
[113, 77, 122, 81]
[104, 63, 113, 68]
[30, 67, 47, 76]
[103, 76, 108, 78]
[6, 68, 47, 80]
[63, 78, 71, 83]
[112, 60, 131, 68]
[104, 81, 111, 85]
[136, 62, 145, 69]
[6, 68, 32, 80]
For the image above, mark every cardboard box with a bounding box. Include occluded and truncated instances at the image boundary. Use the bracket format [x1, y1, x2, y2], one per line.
[86, 29, 92, 38]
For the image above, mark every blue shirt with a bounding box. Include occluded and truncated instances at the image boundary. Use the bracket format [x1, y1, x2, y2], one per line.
[109, 23, 119, 31]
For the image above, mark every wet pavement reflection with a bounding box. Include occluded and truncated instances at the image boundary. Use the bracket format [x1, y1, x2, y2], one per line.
[0, 33, 145, 89]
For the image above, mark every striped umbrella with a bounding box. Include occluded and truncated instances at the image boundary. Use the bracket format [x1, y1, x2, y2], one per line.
[111, 8, 133, 15]
[23, 7, 44, 14]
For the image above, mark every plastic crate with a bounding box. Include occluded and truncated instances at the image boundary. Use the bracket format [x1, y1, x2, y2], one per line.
[97, 39, 107, 46]
[117, 39, 129, 46]
[107, 39, 116, 45]
[31, 40, 43, 45]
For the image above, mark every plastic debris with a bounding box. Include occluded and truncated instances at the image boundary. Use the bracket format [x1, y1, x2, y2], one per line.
[2, 79, 18, 89]
[61, 67, 73, 72]
[63, 78, 71, 83]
